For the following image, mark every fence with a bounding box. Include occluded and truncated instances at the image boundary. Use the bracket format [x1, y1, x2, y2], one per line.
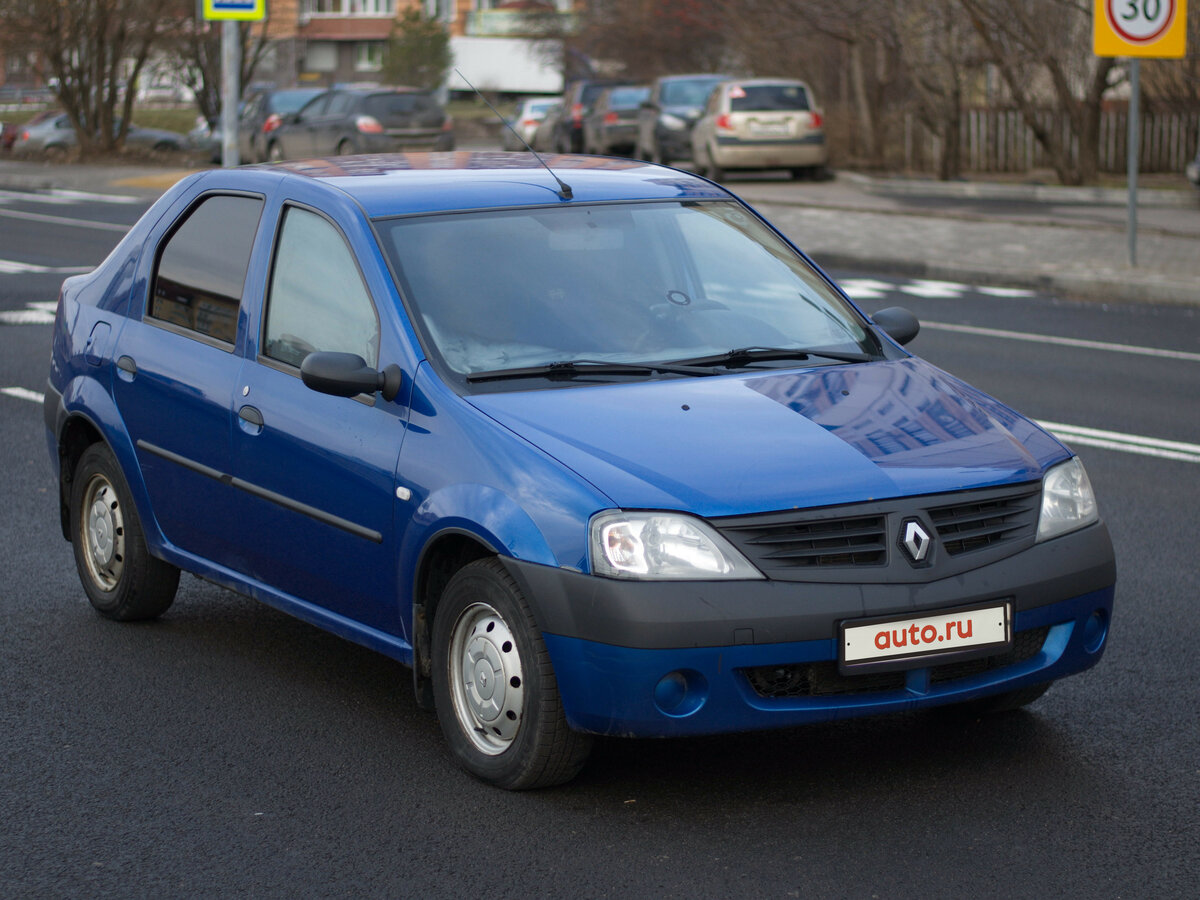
[903, 108, 1200, 175]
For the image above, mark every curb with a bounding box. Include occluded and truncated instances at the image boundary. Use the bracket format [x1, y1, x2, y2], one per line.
[839, 171, 1200, 210]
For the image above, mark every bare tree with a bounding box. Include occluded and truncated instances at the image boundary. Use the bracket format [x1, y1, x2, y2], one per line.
[891, 0, 984, 179]
[0, 0, 177, 155]
[158, 5, 271, 128]
[959, 0, 1116, 185]
[571, 0, 729, 81]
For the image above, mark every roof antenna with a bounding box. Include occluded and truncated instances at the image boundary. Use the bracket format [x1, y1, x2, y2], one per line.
[454, 68, 573, 200]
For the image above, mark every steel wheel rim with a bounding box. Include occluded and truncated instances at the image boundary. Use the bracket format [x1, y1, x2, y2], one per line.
[448, 601, 525, 756]
[81, 473, 124, 592]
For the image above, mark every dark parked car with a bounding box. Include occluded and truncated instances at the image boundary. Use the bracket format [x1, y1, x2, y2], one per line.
[46, 151, 1114, 790]
[583, 85, 650, 156]
[635, 73, 730, 166]
[552, 79, 634, 153]
[266, 87, 454, 160]
[239, 86, 326, 163]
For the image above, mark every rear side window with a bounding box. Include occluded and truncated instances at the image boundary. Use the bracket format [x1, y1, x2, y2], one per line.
[263, 206, 379, 370]
[150, 194, 263, 345]
[729, 84, 810, 112]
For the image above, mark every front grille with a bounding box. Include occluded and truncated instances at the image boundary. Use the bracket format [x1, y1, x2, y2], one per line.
[713, 481, 1042, 580]
[721, 514, 888, 570]
[741, 626, 1050, 699]
[929, 487, 1040, 556]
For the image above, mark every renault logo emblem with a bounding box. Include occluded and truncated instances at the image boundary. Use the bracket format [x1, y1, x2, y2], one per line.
[900, 519, 932, 564]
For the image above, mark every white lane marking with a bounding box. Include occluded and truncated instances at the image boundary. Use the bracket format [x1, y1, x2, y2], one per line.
[899, 279, 971, 299]
[0, 206, 130, 232]
[1037, 421, 1200, 464]
[1, 386, 45, 403]
[977, 286, 1035, 298]
[0, 187, 140, 205]
[0, 301, 59, 324]
[839, 278, 896, 300]
[925, 320, 1200, 363]
[0, 260, 92, 276]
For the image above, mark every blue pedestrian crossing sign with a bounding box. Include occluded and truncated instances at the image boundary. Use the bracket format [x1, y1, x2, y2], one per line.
[203, 0, 266, 21]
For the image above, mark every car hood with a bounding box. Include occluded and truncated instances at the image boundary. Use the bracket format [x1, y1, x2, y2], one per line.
[467, 358, 1067, 518]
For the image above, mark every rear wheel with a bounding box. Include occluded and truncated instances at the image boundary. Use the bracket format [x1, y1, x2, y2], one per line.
[336, 139, 354, 156]
[703, 143, 724, 181]
[431, 558, 592, 789]
[69, 444, 179, 621]
[267, 141, 284, 162]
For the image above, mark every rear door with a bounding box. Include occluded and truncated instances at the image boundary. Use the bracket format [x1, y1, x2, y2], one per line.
[110, 191, 265, 563]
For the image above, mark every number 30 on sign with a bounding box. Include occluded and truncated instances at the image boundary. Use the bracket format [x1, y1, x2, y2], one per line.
[1094, 0, 1188, 57]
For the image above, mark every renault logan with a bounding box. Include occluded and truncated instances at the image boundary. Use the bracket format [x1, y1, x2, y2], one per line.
[45, 152, 1115, 789]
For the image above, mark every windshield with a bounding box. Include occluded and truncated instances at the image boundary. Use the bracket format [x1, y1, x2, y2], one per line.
[730, 84, 811, 112]
[661, 78, 725, 107]
[376, 201, 874, 382]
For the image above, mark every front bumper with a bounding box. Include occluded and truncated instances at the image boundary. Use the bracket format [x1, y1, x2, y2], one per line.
[507, 522, 1114, 737]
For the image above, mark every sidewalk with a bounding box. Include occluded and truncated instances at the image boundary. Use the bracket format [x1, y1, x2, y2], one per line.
[2, 156, 1197, 306]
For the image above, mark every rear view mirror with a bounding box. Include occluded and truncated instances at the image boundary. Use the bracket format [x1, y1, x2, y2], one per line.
[871, 306, 920, 346]
[301, 351, 404, 402]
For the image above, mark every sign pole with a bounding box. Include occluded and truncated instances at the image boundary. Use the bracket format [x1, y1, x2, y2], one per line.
[1127, 58, 1139, 267]
[221, 20, 240, 168]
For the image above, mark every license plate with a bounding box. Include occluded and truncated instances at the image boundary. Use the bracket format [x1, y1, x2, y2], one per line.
[749, 120, 790, 137]
[840, 603, 1010, 671]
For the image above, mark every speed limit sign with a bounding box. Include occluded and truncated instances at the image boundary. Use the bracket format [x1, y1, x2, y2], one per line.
[1095, 0, 1187, 57]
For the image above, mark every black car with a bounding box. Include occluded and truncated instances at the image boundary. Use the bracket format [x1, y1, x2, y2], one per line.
[266, 87, 454, 161]
[635, 73, 730, 166]
[552, 79, 634, 154]
[583, 85, 650, 156]
[239, 87, 326, 163]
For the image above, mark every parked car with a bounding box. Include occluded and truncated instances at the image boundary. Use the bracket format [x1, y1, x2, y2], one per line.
[11, 113, 185, 157]
[552, 79, 634, 153]
[691, 78, 829, 180]
[266, 87, 454, 160]
[583, 85, 650, 157]
[45, 151, 1115, 790]
[635, 73, 730, 166]
[502, 97, 559, 150]
[239, 86, 326, 162]
[530, 101, 563, 152]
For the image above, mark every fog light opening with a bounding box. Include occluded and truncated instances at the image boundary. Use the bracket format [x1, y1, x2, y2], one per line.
[1083, 608, 1108, 654]
[653, 669, 708, 717]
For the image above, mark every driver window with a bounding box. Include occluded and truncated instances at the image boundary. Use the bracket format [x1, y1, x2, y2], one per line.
[263, 206, 379, 370]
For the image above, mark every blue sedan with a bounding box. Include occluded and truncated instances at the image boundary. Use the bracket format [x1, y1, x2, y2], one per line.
[45, 153, 1115, 789]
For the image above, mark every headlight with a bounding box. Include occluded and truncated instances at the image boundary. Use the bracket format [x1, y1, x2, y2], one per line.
[660, 113, 688, 130]
[590, 511, 764, 580]
[1037, 457, 1098, 542]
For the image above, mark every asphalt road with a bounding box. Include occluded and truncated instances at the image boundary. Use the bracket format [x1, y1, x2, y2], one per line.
[2, 189, 1198, 898]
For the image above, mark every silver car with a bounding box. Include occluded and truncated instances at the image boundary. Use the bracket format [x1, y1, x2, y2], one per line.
[12, 113, 185, 157]
[690, 79, 828, 181]
[502, 97, 558, 151]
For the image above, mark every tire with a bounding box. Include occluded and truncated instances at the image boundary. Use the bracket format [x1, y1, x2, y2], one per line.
[703, 144, 724, 182]
[431, 558, 592, 790]
[943, 682, 1051, 717]
[336, 139, 354, 156]
[69, 443, 179, 621]
[267, 141, 284, 162]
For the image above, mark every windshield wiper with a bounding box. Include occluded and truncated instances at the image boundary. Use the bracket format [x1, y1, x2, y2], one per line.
[466, 359, 720, 383]
[669, 346, 875, 368]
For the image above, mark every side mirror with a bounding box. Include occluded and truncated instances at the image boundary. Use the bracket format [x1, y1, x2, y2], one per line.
[871, 306, 920, 346]
[300, 351, 404, 402]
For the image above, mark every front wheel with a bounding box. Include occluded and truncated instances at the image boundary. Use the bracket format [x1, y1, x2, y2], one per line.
[69, 444, 179, 621]
[431, 558, 592, 789]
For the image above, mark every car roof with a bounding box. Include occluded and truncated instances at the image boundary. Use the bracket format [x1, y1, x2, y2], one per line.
[235, 151, 728, 217]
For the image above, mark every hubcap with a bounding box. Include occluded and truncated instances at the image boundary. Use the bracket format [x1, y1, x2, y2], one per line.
[448, 602, 525, 756]
[81, 475, 124, 591]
